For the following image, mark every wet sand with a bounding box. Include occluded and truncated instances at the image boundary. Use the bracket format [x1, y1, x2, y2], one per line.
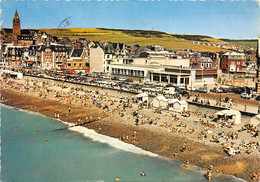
[1, 78, 260, 182]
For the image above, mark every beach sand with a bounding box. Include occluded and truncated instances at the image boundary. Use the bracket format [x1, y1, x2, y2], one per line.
[1, 77, 259, 181]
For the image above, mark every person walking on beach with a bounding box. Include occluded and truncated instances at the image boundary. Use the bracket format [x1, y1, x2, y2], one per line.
[133, 130, 137, 138]
[244, 105, 247, 112]
[174, 151, 178, 158]
[185, 160, 190, 168]
[69, 106, 71, 113]
[206, 170, 212, 181]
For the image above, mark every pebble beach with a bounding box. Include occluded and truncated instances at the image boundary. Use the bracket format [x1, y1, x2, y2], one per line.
[1, 76, 260, 182]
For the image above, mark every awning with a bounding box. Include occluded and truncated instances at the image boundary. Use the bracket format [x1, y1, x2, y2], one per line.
[27, 61, 35, 64]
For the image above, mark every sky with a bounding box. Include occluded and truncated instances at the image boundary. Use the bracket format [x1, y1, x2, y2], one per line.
[0, 0, 259, 39]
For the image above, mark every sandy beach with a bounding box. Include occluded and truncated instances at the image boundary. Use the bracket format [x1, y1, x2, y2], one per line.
[1, 76, 259, 182]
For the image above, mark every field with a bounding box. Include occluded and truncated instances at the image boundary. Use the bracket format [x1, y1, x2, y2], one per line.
[39, 28, 229, 52]
[220, 39, 257, 49]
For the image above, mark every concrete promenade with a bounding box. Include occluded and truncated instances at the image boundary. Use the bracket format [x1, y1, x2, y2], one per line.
[25, 74, 259, 116]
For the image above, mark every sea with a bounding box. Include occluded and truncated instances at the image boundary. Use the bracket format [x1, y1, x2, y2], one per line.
[0, 104, 245, 182]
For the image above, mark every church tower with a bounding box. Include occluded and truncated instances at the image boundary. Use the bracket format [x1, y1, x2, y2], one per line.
[13, 10, 21, 37]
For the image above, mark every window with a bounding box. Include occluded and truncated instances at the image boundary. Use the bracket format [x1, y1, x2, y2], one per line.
[74, 63, 76, 67]
[68, 63, 71, 67]
[180, 78, 184, 84]
[79, 63, 82, 67]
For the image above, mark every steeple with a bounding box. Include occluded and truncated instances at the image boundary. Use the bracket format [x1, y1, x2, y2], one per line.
[13, 9, 20, 21]
[13, 9, 21, 37]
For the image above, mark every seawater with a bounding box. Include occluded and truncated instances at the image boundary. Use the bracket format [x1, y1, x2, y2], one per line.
[1, 105, 244, 182]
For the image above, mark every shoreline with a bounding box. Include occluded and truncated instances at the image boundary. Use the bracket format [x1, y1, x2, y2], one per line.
[1, 78, 259, 182]
[0, 103, 246, 182]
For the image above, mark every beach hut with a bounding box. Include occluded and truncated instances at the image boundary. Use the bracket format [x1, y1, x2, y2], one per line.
[250, 114, 260, 128]
[215, 109, 241, 125]
[152, 95, 168, 109]
[167, 99, 178, 111]
[15, 72, 23, 79]
[135, 93, 148, 103]
[168, 99, 188, 112]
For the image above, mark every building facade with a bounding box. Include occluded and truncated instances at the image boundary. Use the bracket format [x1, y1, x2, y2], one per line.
[221, 52, 246, 75]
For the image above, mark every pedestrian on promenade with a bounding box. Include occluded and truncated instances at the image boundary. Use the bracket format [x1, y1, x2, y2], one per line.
[69, 106, 71, 113]
[244, 105, 247, 112]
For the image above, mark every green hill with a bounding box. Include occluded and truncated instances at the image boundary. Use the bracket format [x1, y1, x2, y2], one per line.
[39, 28, 229, 52]
[220, 39, 257, 49]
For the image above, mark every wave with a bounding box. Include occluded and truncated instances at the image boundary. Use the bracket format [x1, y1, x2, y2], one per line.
[66, 124, 159, 158]
[56, 118, 159, 157]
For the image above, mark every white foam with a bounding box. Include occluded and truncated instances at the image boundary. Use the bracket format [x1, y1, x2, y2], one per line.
[66, 124, 159, 158]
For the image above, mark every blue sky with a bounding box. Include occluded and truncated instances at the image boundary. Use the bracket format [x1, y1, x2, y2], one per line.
[0, 0, 259, 39]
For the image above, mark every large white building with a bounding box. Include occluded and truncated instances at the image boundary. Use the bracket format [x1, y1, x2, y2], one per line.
[109, 51, 217, 87]
[89, 46, 105, 73]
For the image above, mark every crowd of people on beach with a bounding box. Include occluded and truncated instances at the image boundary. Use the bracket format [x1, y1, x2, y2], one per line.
[1, 75, 260, 181]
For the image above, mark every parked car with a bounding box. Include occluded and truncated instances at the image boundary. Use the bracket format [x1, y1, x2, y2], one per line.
[85, 78, 93, 82]
[233, 87, 245, 94]
[227, 86, 235, 92]
[144, 81, 153, 85]
[240, 92, 250, 99]
[133, 84, 142, 89]
[111, 76, 119, 80]
[155, 82, 164, 87]
[219, 87, 228, 93]
[115, 81, 125, 86]
[154, 87, 163, 93]
[178, 85, 186, 90]
[122, 84, 133, 89]
[166, 83, 174, 87]
[119, 77, 126, 81]
[92, 79, 104, 84]
[178, 90, 189, 97]
[210, 87, 222, 93]
[187, 86, 195, 91]
[126, 78, 133, 82]
[163, 87, 176, 94]
[195, 87, 208, 93]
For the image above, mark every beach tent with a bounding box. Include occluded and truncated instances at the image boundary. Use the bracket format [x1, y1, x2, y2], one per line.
[250, 114, 260, 128]
[152, 95, 168, 109]
[215, 109, 241, 125]
[168, 99, 188, 112]
[10, 72, 23, 79]
[135, 93, 148, 103]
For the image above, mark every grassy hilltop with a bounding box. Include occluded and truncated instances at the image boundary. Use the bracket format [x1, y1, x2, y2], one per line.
[39, 28, 231, 52]
[220, 39, 257, 49]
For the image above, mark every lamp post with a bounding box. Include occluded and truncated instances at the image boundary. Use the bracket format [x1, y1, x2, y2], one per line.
[219, 81, 222, 105]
